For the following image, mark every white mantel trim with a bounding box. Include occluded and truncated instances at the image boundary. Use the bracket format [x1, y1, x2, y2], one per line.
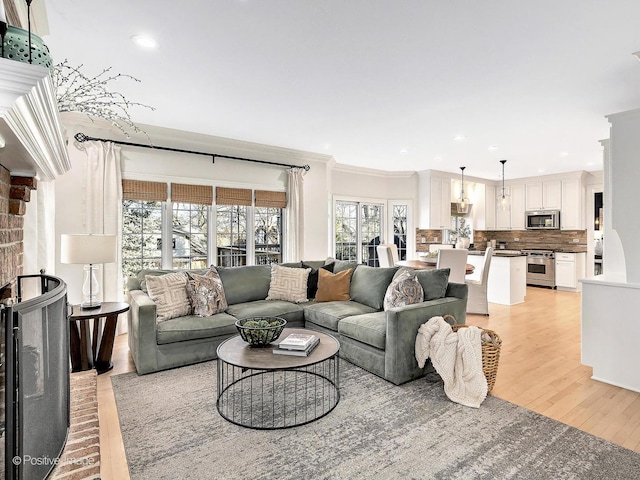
[0, 58, 70, 180]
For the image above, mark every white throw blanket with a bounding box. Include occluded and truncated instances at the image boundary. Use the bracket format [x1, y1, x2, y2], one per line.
[415, 316, 488, 408]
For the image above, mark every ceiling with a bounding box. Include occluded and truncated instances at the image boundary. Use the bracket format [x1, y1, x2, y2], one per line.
[42, 1, 640, 180]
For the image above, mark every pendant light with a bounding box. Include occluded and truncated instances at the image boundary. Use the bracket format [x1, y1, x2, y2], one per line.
[456, 166, 470, 214]
[497, 159, 511, 211]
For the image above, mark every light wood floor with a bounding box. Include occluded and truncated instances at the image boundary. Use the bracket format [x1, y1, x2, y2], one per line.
[96, 286, 640, 479]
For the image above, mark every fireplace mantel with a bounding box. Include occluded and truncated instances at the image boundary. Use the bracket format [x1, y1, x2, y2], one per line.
[0, 58, 70, 180]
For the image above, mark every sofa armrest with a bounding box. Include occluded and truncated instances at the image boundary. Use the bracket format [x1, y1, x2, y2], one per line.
[445, 282, 468, 301]
[384, 286, 468, 385]
[127, 289, 159, 374]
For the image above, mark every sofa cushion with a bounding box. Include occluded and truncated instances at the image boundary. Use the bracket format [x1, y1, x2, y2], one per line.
[145, 272, 192, 322]
[338, 312, 387, 350]
[216, 265, 271, 305]
[411, 268, 450, 301]
[302, 261, 334, 299]
[304, 300, 377, 331]
[350, 265, 398, 310]
[156, 311, 238, 344]
[266, 264, 311, 303]
[186, 266, 228, 316]
[315, 268, 353, 302]
[226, 299, 305, 325]
[383, 270, 424, 311]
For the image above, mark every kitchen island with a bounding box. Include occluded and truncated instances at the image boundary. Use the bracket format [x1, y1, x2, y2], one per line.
[467, 250, 527, 305]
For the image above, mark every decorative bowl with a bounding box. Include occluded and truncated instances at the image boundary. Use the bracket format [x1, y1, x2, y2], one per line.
[235, 317, 287, 346]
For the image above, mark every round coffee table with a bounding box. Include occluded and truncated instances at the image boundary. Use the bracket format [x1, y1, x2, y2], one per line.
[216, 327, 340, 429]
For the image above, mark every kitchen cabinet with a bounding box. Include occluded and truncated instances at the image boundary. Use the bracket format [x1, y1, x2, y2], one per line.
[430, 175, 452, 229]
[555, 252, 585, 291]
[561, 178, 583, 230]
[471, 183, 496, 231]
[525, 180, 562, 210]
[510, 184, 526, 230]
[496, 186, 511, 230]
[418, 171, 452, 229]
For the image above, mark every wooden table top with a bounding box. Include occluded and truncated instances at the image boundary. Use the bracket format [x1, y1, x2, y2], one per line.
[217, 328, 340, 369]
[395, 260, 475, 275]
[70, 302, 130, 320]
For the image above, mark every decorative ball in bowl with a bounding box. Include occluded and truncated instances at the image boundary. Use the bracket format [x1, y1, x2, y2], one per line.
[235, 317, 287, 347]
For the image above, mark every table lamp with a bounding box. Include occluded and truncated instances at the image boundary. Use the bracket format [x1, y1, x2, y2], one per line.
[61, 234, 117, 309]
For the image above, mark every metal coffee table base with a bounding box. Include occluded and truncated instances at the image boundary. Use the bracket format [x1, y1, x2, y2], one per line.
[217, 356, 340, 429]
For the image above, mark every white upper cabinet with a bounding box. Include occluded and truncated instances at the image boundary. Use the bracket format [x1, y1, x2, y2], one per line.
[510, 183, 526, 230]
[418, 171, 452, 229]
[471, 183, 496, 231]
[525, 180, 561, 210]
[561, 178, 583, 230]
[496, 186, 511, 230]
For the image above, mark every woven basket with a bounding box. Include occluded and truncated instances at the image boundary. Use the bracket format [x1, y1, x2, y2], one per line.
[444, 315, 502, 392]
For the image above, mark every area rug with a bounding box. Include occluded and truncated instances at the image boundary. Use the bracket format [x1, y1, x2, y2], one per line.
[112, 361, 640, 480]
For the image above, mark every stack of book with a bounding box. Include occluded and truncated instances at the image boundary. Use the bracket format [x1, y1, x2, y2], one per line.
[273, 333, 320, 356]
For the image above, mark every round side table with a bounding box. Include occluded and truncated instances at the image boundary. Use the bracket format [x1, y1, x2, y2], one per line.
[69, 302, 129, 374]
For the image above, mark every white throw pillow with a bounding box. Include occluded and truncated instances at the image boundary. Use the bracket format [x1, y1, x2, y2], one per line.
[145, 271, 192, 322]
[266, 264, 312, 304]
[383, 270, 424, 311]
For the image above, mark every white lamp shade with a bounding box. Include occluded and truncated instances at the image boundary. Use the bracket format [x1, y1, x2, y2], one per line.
[61, 234, 117, 264]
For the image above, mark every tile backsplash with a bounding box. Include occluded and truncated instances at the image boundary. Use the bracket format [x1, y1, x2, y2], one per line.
[473, 230, 587, 251]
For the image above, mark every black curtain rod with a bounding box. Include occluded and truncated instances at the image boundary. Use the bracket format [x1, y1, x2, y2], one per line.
[73, 133, 311, 171]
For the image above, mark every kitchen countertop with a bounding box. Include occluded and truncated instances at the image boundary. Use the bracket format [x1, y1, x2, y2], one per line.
[468, 250, 526, 257]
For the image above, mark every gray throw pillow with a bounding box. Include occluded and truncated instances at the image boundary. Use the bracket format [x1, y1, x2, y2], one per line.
[350, 265, 398, 310]
[409, 268, 450, 301]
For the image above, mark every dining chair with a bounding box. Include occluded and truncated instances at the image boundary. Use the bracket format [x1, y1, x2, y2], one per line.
[376, 244, 398, 267]
[436, 248, 468, 283]
[466, 247, 494, 315]
[429, 244, 454, 253]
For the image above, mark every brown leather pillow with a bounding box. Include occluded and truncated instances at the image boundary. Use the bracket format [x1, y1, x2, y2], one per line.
[314, 267, 353, 302]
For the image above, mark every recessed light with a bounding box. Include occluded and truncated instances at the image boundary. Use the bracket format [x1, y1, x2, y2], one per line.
[399, 148, 408, 154]
[130, 34, 159, 49]
[559, 151, 569, 157]
[586, 161, 595, 166]
[538, 168, 546, 173]
[453, 134, 466, 142]
[323, 143, 331, 150]
[488, 145, 498, 151]
[434, 156, 443, 162]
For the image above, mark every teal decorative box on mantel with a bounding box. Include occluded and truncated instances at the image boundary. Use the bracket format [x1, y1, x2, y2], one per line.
[3, 25, 52, 69]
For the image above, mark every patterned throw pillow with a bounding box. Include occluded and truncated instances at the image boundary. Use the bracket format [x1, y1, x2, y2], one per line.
[145, 272, 192, 322]
[186, 266, 228, 317]
[266, 264, 312, 303]
[383, 270, 424, 311]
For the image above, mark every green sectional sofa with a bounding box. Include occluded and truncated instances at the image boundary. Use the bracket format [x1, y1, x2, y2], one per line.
[126, 260, 467, 385]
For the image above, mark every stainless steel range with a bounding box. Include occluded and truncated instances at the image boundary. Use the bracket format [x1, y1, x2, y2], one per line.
[523, 249, 555, 288]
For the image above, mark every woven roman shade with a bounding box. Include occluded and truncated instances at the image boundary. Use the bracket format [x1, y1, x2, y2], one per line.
[122, 180, 167, 201]
[171, 183, 213, 205]
[216, 187, 252, 206]
[255, 190, 287, 208]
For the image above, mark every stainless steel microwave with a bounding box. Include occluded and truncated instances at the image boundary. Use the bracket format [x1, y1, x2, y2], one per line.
[525, 210, 560, 230]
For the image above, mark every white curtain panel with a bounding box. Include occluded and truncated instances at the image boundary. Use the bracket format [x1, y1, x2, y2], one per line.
[23, 181, 56, 301]
[285, 167, 305, 262]
[82, 141, 127, 334]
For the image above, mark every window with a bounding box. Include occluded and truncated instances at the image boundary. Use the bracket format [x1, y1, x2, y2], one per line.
[216, 205, 249, 267]
[335, 200, 384, 265]
[335, 201, 358, 261]
[392, 204, 408, 261]
[122, 181, 285, 274]
[122, 200, 163, 278]
[254, 207, 283, 265]
[172, 202, 209, 270]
